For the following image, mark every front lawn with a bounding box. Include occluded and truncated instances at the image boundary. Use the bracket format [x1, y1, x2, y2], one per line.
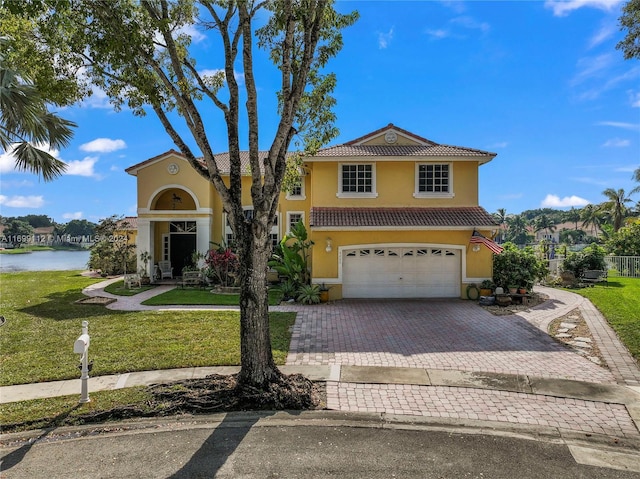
[571, 275, 640, 361]
[142, 287, 284, 306]
[0, 271, 296, 386]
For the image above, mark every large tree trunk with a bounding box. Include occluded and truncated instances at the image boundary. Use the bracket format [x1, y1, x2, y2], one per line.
[236, 219, 282, 387]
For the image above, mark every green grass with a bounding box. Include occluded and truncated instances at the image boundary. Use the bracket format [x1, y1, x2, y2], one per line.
[0, 388, 153, 432]
[0, 271, 296, 387]
[0, 245, 84, 254]
[570, 275, 640, 361]
[142, 287, 284, 306]
[103, 280, 156, 296]
[0, 246, 53, 254]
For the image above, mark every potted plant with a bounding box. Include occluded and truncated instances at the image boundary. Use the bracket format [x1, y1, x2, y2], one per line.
[508, 285, 518, 294]
[479, 280, 494, 296]
[318, 283, 331, 303]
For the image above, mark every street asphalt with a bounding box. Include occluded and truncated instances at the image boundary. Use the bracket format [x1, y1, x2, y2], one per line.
[1, 412, 640, 478]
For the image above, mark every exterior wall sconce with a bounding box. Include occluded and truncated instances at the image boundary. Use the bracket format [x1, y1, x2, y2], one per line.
[472, 244, 481, 253]
[325, 238, 333, 253]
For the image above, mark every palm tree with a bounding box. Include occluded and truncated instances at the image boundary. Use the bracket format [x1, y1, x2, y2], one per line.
[493, 208, 507, 243]
[601, 188, 632, 231]
[505, 214, 530, 245]
[534, 214, 556, 241]
[631, 167, 640, 195]
[0, 39, 75, 181]
[580, 204, 603, 237]
[566, 207, 580, 230]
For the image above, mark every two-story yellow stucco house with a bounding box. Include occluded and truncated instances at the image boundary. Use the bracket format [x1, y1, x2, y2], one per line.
[126, 123, 498, 299]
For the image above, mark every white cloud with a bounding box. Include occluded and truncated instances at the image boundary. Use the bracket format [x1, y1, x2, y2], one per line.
[628, 90, 640, 108]
[545, 0, 623, 17]
[602, 138, 631, 147]
[0, 149, 18, 175]
[64, 156, 99, 177]
[0, 179, 34, 188]
[426, 14, 490, 40]
[487, 141, 508, 149]
[177, 24, 206, 44]
[425, 28, 451, 40]
[78, 86, 111, 109]
[63, 212, 83, 220]
[440, 1, 466, 13]
[80, 138, 126, 153]
[588, 22, 616, 49]
[614, 166, 636, 173]
[0, 195, 45, 208]
[451, 16, 490, 34]
[597, 121, 640, 132]
[0, 144, 103, 179]
[0, 144, 61, 175]
[571, 54, 615, 86]
[541, 194, 590, 208]
[377, 27, 394, 49]
[571, 176, 610, 186]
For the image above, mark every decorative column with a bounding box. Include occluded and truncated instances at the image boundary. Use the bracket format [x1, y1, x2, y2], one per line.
[136, 218, 153, 273]
[196, 217, 212, 267]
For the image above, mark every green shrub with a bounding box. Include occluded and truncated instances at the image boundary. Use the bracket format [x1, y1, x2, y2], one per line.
[606, 221, 640, 256]
[492, 242, 547, 290]
[269, 221, 313, 291]
[561, 244, 607, 277]
[296, 284, 321, 305]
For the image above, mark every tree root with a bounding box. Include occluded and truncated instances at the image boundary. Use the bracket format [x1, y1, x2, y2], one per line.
[21, 373, 323, 431]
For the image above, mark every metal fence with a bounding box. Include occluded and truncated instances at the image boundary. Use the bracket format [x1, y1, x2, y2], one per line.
[604, 256, 640, 278]
[547, 255, 640, 278]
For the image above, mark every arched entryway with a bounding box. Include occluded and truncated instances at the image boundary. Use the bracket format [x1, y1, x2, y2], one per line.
[137, 186, 211, 278]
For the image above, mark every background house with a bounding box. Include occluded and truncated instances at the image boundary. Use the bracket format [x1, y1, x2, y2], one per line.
[126, 124, 498, 299]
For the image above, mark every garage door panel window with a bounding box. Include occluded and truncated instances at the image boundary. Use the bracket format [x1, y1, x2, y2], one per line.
[342, 246, 461, 298]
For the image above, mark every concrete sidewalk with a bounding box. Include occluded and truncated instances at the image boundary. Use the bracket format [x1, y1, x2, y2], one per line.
[2, 363, 640, 442]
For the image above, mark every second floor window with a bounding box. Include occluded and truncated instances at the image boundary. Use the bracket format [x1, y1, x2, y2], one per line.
[286, 176, 306, 200]
[418, 164, 449, 193]
[342, 164, 372, 193]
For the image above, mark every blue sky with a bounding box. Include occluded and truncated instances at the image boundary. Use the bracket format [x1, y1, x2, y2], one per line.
[1, 0, 639, 224]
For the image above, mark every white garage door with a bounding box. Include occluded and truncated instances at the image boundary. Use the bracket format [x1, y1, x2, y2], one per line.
[342, 247, 460, 298]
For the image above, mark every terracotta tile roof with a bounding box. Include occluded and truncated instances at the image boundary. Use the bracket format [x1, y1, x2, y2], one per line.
[314, 144, 495, 158]
[345, 123, 435, 146]
[33, 226, 55, 234]
[309, 207, 498, 228]
[206, 151, 271, 174]
[117, 217, 138, 230]
[125, 150, 271, 176]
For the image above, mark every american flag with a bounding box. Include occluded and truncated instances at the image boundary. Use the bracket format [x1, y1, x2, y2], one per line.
[470, 230, 503, 255]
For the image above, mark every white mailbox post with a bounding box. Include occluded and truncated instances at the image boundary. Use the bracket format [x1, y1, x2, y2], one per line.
[74, 320, 91, 403]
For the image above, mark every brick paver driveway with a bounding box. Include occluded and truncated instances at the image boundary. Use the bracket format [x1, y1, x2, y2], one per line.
[286, 299, 615, 384]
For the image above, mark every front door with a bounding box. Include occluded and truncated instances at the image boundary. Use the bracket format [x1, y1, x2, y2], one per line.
[170, 234, 196, 275]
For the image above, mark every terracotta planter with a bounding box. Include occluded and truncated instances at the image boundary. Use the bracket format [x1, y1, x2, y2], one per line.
[320, 290, 329, 303]
[518, 288, 527, 294]
[479, 288, 493, 296]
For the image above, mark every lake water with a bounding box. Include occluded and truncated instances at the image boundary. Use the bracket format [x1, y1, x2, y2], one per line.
[0, 250, 91, 272]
